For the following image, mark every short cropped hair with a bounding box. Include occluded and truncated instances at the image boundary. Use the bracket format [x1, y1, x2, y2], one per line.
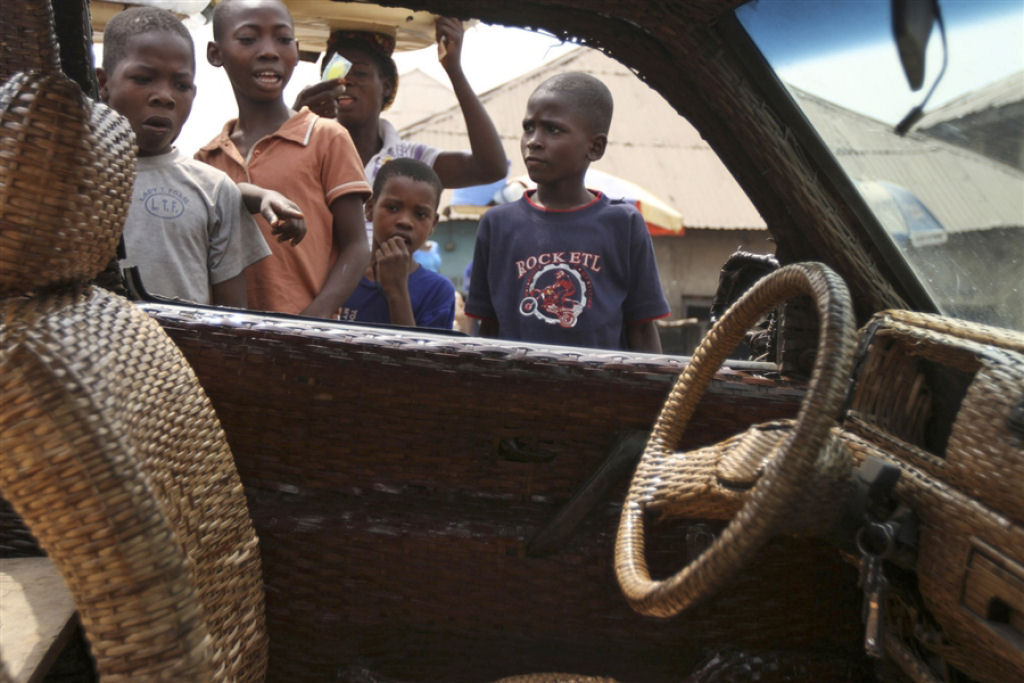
[212, 0, 293, 40]
[533, 72, 614, 135]
[102, 6, 194, 74]
[373, 158, 443, 209]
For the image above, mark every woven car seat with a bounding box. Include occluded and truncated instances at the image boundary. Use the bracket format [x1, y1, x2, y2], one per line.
[0, 3, 266, 680]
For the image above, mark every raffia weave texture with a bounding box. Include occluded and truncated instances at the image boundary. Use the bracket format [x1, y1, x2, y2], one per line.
[0, 3, 267, 678]
[1, 288, 268, 680]
[616, 262, 857, 618]
[0, 1, 60, 80]
[0, 72, 133, 294]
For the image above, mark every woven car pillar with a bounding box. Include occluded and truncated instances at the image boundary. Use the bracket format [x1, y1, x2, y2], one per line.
[0, 2, 267, 679]
[1, 289, 268, 680]
[0, 0, 60, 80]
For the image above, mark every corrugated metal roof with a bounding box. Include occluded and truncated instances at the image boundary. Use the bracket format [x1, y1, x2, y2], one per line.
[792, 87, 1024, 234]
[397, 46, 1022, 236]
[386, 69, 459, 132]
[397, 47, 766, 230]
[918, 70, 1024, 128]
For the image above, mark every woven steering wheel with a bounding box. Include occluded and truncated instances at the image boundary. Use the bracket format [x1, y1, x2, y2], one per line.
[615, 262, 856, 618]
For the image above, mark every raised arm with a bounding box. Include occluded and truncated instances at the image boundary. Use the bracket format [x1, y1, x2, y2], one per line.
[429, 18, 508, 188]
[300, 194, 370, 319]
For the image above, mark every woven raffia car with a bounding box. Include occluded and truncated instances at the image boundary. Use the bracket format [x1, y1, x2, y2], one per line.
[1, 1, 1021, 682]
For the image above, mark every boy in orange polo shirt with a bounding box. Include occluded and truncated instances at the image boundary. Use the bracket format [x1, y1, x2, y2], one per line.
[196, 0, 370, 318]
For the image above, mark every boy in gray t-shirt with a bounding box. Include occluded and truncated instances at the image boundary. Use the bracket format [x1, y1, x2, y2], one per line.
[98, 6, 305, 306]
[121, 152, 273, 306]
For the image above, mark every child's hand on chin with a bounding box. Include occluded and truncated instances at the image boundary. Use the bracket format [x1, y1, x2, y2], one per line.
[374, 236, 411, 292]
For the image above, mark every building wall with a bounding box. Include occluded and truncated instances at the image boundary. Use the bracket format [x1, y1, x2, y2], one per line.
[433, 220, 479, 294]
[904, 226, 1024, 330]
[653, 230, 776, 316]
[652, 230, 775, 354]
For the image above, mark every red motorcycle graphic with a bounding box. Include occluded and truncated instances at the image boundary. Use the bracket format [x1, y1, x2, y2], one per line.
[519, 268, 586, 328]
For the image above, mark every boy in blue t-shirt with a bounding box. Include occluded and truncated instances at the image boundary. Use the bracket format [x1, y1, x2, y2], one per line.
[339, 159, 455, 329]
[465, 72, 669, 351]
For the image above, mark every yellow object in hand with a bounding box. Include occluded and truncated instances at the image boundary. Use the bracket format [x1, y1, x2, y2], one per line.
[322, 53, 352, 82]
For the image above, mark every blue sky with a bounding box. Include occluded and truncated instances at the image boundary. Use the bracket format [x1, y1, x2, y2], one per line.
[737, 0, 1024, 123]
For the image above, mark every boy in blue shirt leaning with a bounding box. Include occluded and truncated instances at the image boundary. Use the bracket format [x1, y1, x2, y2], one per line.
[339, 158, 455, 329]
[465, 72, 669, 351]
